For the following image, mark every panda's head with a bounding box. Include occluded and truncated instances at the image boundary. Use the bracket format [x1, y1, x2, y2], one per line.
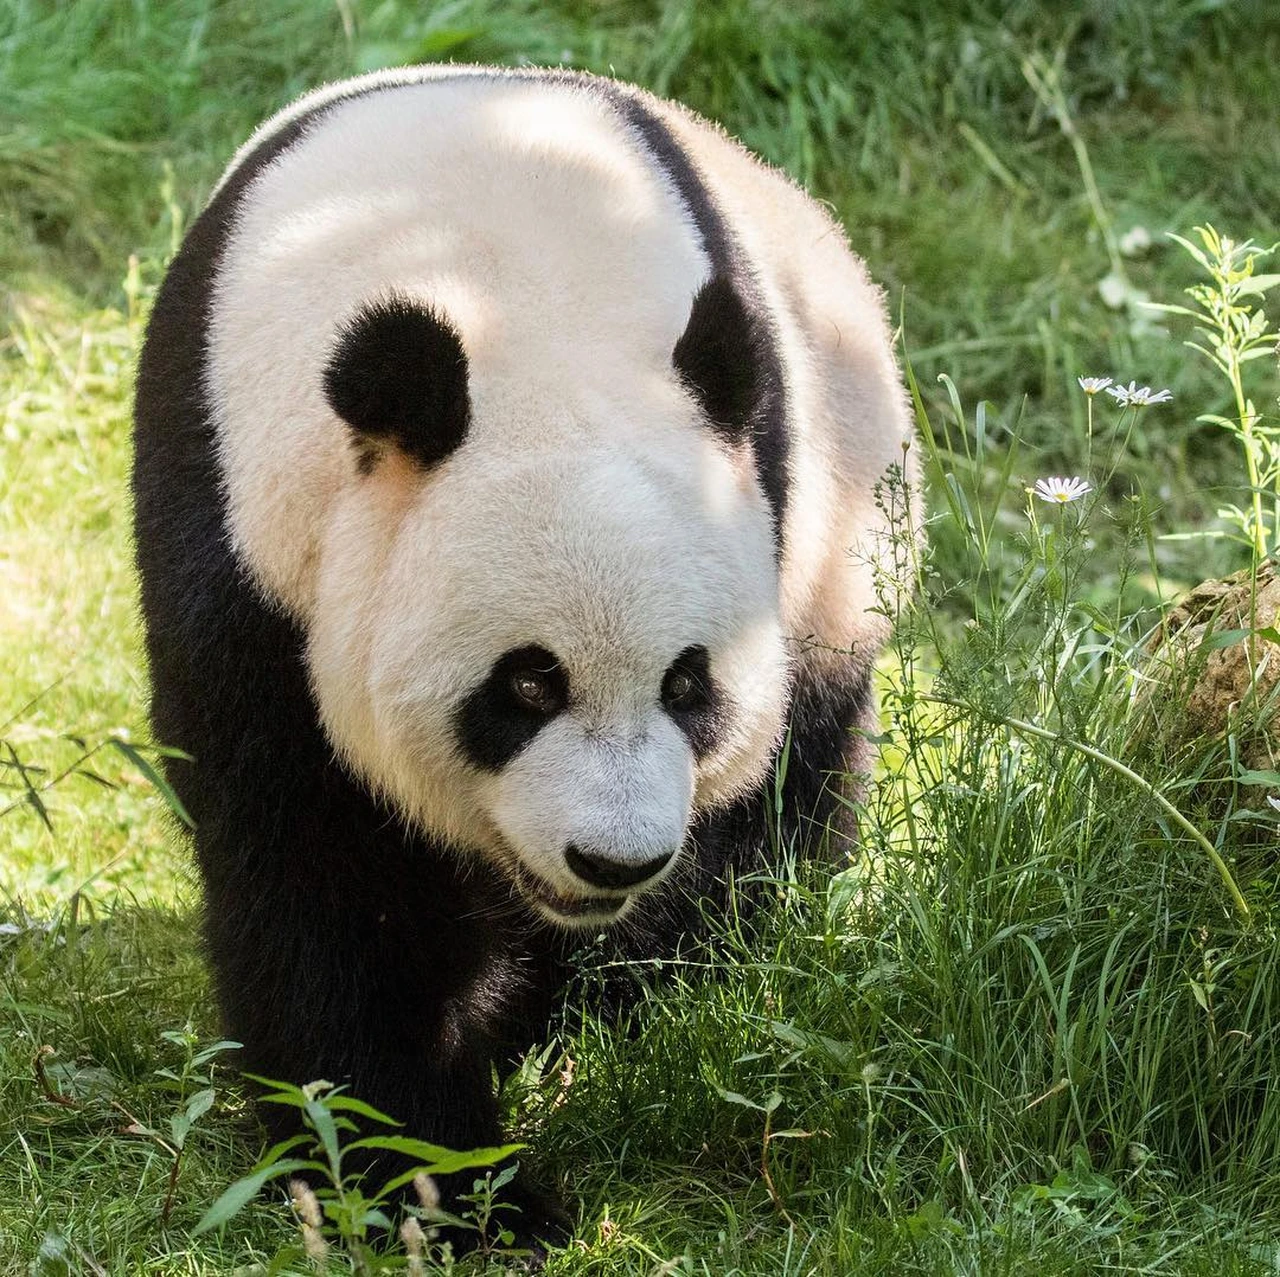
[223, 279, 789, 928]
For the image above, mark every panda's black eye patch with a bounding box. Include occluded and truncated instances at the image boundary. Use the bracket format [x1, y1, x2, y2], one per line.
[660, 645, 724, 759]
[453, 645, 568, 772]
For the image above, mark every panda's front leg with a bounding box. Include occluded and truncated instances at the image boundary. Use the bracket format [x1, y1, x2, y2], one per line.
[194, 798, 569, 1251]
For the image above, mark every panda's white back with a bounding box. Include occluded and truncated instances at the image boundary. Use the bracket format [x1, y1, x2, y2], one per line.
[207, 66, 913, 662]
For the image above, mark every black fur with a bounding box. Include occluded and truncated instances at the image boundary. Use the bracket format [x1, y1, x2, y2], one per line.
[453, 645, 569, 772]
[672, 277, 766, 444]
[132, 67, 875, 1251]
[323, 295, 470, 471]
[660, 644, 725, 760]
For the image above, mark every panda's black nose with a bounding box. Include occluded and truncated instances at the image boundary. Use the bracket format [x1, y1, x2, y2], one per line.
[564, 845, 674, 891]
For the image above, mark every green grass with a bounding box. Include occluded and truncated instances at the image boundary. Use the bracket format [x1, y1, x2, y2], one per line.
[4, 0, 1280, 1271]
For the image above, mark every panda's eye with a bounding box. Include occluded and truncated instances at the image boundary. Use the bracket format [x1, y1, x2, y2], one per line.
[454, 645, 568, 772]
[509, 665, 565, 715]
[661, 651, 711, 713]
[662, 669, 696, 708]
[660, 646, 721, 759]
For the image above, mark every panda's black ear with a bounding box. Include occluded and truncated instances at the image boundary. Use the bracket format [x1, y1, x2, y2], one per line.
[672, 275, 766, 443]
[323, 295, 470, 471]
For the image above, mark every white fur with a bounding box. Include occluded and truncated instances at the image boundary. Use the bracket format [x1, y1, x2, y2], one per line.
[205, 68, 914, 924]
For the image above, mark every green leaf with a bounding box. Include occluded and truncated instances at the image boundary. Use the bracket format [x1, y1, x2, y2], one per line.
[106, 738, 194, 828]
[305, 1098, 342, 1171]
[1201, 627, 1251, 651]
[191, 1040, 242, 1068]
[1237, 769, 1280, 787]
[31, 1231, 72, 1277]
[348, 1135, 521, 1163]
[254, 1133, 314, 1167]
[346, 1135, 453, 1161]
[714, 1086, 768, 1112]
[1166, 230, 1215, 274]
[1239, 272, 1280, 297]
[248, 1075, 309, 1108]
[192, 1159, 314, 1234]
[377, 1145, 525, 1194]
[185, 1087, 215, 1123]
[5, 741, 52, 831]
[1143, 300, 1199, 319]
[321, 1094, 402, 1124]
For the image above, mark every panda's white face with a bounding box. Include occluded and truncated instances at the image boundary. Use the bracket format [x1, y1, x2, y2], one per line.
[305, 437, 788, 928]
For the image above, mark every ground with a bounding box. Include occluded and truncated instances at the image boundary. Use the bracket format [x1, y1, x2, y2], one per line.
[3, 1, 1280, 1272]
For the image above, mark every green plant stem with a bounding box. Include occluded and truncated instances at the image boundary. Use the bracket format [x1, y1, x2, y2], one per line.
[1022, 51, 1125, 282]
[1085, 392, 1094, 473]
[1226, 343, 1266, 562]
[923, 694, 1251, 921]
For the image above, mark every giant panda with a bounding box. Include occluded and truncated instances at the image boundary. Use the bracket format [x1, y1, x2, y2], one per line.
[132, 64, 915, 1239]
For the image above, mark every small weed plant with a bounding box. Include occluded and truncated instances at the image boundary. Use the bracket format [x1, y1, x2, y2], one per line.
[194, 1077, 528, 1272]
[1151, 226, 1280, 561]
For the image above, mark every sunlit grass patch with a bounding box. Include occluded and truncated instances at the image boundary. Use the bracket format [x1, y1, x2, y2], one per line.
[1, 285, 185, 906]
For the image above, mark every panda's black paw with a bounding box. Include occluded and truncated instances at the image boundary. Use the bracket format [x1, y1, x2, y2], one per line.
[421, 1173, 570, 1269]
[493, 1178, 573, 1264]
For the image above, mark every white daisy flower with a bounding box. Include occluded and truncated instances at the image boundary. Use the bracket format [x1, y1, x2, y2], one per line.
[1106, 381, 1173, 407]
[1077, 376, 1113, 395]
[1031, 476, 1092, 504]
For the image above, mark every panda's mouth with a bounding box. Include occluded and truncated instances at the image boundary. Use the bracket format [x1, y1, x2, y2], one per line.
[513, 865, 627, 926]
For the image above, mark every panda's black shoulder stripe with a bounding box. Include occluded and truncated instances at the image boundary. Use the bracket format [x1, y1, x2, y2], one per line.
[585, 79, 791, 554]
[596, 89, 737, 276]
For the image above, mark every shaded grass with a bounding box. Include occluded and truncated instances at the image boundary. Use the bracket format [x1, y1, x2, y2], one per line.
[6, 854, 1277, 1274]
[0, 904, 283, 1272]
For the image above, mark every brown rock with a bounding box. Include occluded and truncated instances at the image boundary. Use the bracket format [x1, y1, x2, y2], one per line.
[1145, 560, 1280, 771]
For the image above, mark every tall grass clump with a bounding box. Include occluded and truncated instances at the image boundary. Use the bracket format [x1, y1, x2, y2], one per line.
[532, 330, 1280, 1273]
[871, 369, 1279, 1203]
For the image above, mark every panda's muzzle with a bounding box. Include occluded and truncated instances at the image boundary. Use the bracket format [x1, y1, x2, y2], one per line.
[509, 845, 677, 927]
[564, 844, 674, 891]
[512, 863, 628, 925]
